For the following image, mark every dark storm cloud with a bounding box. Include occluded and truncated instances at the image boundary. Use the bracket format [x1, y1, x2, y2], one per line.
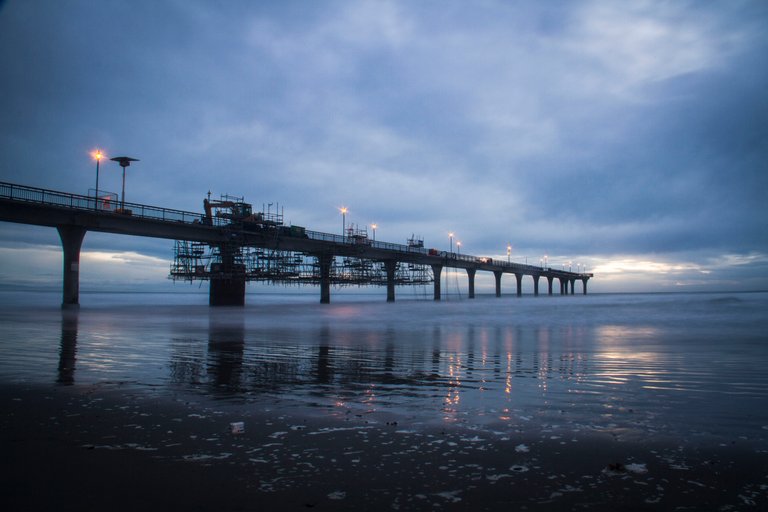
[1, 0, 766, 291]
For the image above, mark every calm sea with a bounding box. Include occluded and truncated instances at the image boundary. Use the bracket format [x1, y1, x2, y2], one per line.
[1, 290, 767, 444]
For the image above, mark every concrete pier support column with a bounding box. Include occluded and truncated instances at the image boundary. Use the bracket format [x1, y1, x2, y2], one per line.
[533, 274, 540, 296]
[384, 260, 397, 302]
[582, 278, 589, 295]
[209, 279, 245, 306]
[466, 268, 476, 299]
[209, 244, 246, 306]
[57, 226, 87, 309]
[493, 271, 502, 297]
[570, 279, 575, 295]
[559, 278, 566, 295]
[431, 264, 442, 301]
[514, 273, 523, 297]
[318, 254, 333, 304]
[547, 276, 553, 295]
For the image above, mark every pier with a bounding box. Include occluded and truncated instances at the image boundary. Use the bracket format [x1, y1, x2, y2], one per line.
[0, 181, 592, 307]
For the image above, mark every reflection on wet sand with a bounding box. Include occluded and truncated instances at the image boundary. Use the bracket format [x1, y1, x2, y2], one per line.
[58, 310, 78, 385]
[56, 309, 602, 411]
[165, 316, 598, 414]
[207, 313, 245, 393]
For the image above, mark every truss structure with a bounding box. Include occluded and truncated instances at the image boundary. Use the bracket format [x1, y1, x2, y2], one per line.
[170, 241, 433, 287]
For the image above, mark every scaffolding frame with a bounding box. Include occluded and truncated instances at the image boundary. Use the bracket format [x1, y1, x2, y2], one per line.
[171, 243, 433, 288]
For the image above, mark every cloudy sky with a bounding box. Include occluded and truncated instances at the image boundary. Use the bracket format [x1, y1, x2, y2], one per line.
[1, 0, 766, 294]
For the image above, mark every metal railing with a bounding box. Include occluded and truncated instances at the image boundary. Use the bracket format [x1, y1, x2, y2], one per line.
[0, 181, 210, 225]
[1, 181, 590, 277]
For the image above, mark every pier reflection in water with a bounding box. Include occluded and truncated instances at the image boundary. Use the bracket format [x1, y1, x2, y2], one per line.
[2, 292, 764, 441]
[159, 307, 600, 417]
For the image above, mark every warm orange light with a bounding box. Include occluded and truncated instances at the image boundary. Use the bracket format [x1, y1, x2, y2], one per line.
[340, 207, 348, 214]
[371, 223, 377, 230]
[91, 149, 105, 161]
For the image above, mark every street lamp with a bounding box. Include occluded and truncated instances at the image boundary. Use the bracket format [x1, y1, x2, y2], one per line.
[91, 149, 105, 207]
[340, 207, 347, 239]
[507, 244, 511, 263]
[371, 223, 377, 241]
[457, 241, 461, 255]
[110, 156, 139, 211]
[544, 254, 548, 270]
[449, 232, 454, 254]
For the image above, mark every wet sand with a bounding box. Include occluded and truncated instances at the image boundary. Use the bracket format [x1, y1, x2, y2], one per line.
[3, 385, 767, 511]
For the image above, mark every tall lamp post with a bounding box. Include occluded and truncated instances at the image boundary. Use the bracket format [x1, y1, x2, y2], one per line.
[110, 156, 139, 211]
[91, 149, 104, 207]
[507, 244, 511, 263]
[449, 232, 454, 254]
[457, 241, 461, 255]
[371, 223, 377, 241]
[340, 207, 348, 240]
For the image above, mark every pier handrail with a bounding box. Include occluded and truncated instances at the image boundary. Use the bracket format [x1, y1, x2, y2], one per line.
[0, 181, 210, 226]
[1, 180, 591, 278]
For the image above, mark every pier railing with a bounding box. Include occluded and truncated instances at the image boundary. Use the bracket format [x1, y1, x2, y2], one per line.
[0, 181, 208, 225]
[1, 181, 574, 274]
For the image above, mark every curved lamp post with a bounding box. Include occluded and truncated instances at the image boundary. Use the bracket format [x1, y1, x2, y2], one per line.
[110, 156, 139, 211]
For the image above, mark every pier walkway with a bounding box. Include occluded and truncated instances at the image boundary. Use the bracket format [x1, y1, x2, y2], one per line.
[0, 181, 592, 307]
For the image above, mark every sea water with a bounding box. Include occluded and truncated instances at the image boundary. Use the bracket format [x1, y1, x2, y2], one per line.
[1, 290, 767, 444]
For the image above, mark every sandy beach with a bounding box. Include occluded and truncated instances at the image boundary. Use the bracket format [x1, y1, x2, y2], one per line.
[3, 384, 766, 511]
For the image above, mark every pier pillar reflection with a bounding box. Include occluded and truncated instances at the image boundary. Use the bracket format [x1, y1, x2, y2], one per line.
[57, 309, 78, 385]
[207, 313, 245, 392]
[315, 325, 332, 383]
[57, 225, 87, 308]
[466, 268, 476, 299]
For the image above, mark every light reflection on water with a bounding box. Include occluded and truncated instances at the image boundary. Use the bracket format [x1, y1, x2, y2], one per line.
[1, 292, 767, 441]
